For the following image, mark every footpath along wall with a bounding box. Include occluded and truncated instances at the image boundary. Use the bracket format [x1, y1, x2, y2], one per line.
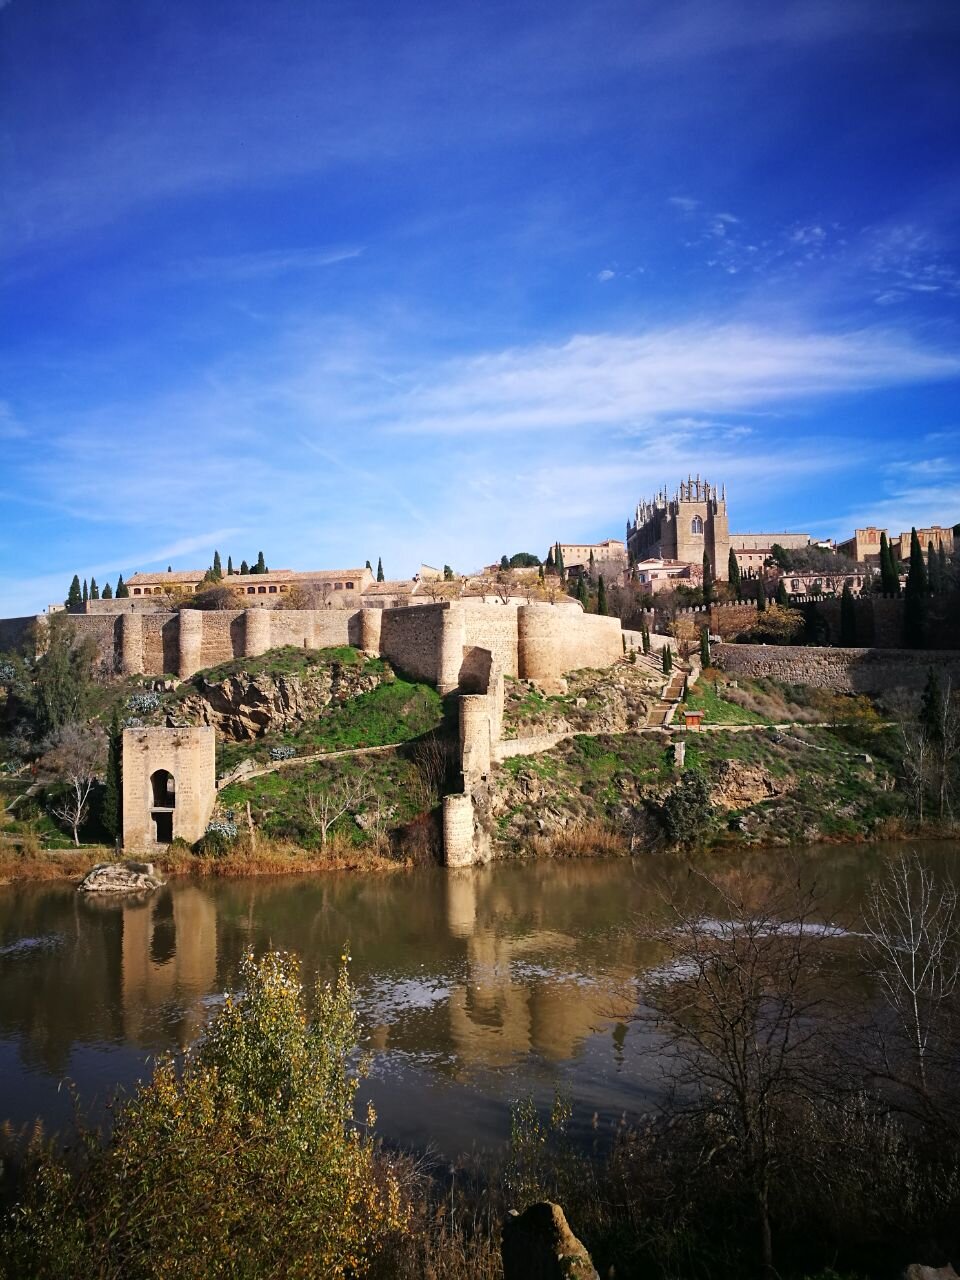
[713, 643, 960, 692]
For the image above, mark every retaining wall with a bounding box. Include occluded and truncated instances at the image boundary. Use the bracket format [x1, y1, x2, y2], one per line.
[712, 643, 960, 692]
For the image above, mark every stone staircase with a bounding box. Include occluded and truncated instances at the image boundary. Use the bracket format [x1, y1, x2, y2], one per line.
[644, 667, 688, 728]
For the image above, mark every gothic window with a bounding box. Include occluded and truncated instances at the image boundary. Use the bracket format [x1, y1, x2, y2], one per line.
[691, 515, 704, 535]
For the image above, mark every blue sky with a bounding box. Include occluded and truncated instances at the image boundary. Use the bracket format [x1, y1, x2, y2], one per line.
[2, 0, 959, 613]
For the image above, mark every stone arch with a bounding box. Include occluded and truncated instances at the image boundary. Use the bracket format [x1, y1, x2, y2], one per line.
[151, 768, 175, 809]
[691, 515, 704, 535]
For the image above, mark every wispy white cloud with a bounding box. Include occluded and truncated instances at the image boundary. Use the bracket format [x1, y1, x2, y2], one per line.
[181, 246, 363, 281]
[384, 325, 960, 435]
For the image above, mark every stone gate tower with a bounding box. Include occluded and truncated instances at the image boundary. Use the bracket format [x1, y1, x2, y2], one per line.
[626, 476, 730, 579]
[122, 727, 216, 849]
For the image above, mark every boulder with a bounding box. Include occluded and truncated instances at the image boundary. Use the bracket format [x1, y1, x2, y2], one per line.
[903, 1267, 960, 1280]
[502, 1202, 598, 1280]
[78, 862, 165, 894]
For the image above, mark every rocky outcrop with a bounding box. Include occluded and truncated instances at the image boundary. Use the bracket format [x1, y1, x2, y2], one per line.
[502, 664, 656, 740]
[708, 760, 792, 811]
[78, 862, 165, 893]
[172, 661, 390, 740]
[502, 1202, 598, 1279]
[902, 1266, 960, 1280]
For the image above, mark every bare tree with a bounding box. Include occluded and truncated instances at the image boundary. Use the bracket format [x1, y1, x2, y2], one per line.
[861, 854, 960, 1131]
[641, 873, 832, 1278]
[41, 723, 106, 846]
[304, 768, 374, 847]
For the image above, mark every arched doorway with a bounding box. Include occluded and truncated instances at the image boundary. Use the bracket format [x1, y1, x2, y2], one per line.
[151, 769, 175, 808]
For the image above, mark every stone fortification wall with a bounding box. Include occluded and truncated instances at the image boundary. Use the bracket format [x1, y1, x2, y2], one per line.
[81, 598, 168, 615]
[462, 604, 520, 678]
[517, 605, 623, 681]
[379, 602, 456, 690]
[0, 615, 40, 654]
[713, 643, 960, 693]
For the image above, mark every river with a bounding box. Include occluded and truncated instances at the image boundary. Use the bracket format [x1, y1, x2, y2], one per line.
[1, 843, 956, 1157]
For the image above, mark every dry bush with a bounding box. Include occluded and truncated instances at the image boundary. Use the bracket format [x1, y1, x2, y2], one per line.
[530, 820, 628, 859]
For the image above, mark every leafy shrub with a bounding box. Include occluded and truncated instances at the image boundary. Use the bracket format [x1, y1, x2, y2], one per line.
[194, 821, 237, 857]
[1, 951, 407, 1278]
[126, 691, 161, 714]
[660, 770, 713, 847]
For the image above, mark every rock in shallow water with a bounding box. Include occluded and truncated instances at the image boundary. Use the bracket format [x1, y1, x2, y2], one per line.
[78, 862, 165, 894]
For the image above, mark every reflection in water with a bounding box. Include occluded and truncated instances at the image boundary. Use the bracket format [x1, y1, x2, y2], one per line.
[0, 843, 957, 1153]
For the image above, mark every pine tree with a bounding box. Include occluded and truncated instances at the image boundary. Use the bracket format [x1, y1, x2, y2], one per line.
[101, 707, 123, 845]
[255, 552, 266, 574]
[904, 527, 928, 649]
[728, 547, 741, 599]
[213, 551, 222, 580]
[840, 581, 856, 645]
[776, 579, 788, 607]
[227, 555, 234, 576]
[82, 579, 88, 604]
[577, 576, 589, 608]
[66, 575, 82, 608]
[443, 564, 454, 581]
[702, 552, 713, 608]
[102, 582, 113, 600]
[596, 574, 608, 616]
[89, 577, 99, 600]
[699, 627, 710, 668]
[240, 560, 250, 575]
[376, 557, 385, 582]
[500, 554, 509, 571]
[116, 575, 129, 599]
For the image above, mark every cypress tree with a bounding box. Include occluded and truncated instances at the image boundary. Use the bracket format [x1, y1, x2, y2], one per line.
[116, 575, 129, 598]
[577, 576, 589, 608]
[642, 622, 650, 654]
[938, 544, 948, 592]
[538, 564, 545, 584]
[927, 541, 942, 595]
[545, 546, 555, 571]
[879, 532, 898, 595]
[597, 574, 608, 615]
[66, 575, 82, 608]
[727, 547, 741, 599]
[662, 646, 672, 675]
[255, 551, 266, 574]
[101, 707, 123, 845]
[365, 559, 372, 571]
[589, 549, 595, 576]
[840, 581, 856, 645]
[776, 579, 788, 607]
[240, 560, 250, 575]
[702, 552, 713, 608]
[89, 577, 99, 600]
[500, 554, 509, 571]
[227, 555, 234, 576]
[756, 577, 766, 612]
[699, 626, 710, 668]
[555, 544, 565, 577]
[213, 550, 222, 579]
[102, 582, 113, 600]
[82, 579, 88, 604]
[904, 527, 928, 648]
[376, 557, 385, 582]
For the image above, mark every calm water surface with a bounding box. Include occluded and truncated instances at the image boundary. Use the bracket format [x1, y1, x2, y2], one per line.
[1, 844, 957, 1157]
